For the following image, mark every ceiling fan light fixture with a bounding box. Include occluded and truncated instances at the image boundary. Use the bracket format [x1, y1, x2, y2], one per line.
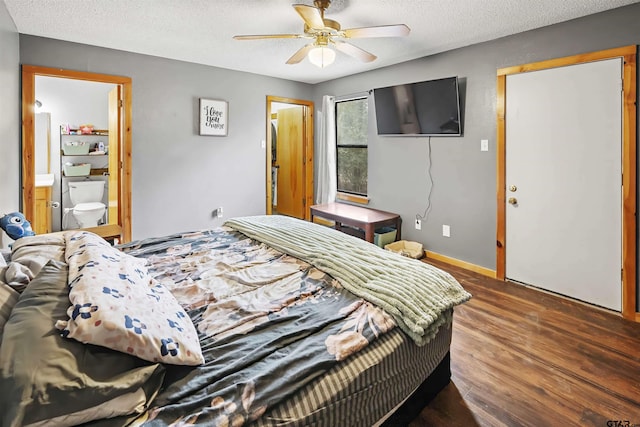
[234, 1, 409, 66]
[308, 46, 335, 68]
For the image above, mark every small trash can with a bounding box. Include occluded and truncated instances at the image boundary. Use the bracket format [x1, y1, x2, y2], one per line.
[374, 227, 397, 248]
[384, 240, 424, 259]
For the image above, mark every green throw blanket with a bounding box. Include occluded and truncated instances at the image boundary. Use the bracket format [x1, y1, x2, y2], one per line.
[225, 215, 472, 346]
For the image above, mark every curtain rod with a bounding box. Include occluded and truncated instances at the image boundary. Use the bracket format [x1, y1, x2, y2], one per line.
[335, 90, 371, 102]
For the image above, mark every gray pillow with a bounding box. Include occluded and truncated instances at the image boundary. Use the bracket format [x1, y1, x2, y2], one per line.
[0, 260, 166, 427]
[0, 284, 19, 341]
[0, 250, 8, 266]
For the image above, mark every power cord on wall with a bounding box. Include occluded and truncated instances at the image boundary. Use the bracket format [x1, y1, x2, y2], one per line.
[416, 136, 434, 224]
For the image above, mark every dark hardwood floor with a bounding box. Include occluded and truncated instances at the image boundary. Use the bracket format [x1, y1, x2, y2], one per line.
[410, 259, 640, 427]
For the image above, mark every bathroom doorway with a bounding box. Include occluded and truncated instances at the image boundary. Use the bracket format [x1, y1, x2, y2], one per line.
[21, 65, 132, 242]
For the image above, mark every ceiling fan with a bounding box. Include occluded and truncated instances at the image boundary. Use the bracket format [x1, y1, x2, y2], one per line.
[233, 0, 410, 68]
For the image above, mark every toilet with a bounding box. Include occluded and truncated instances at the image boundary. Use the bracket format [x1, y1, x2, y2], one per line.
[68, 181, 106, 227]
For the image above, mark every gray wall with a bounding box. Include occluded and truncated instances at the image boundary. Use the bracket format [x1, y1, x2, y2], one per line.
[19, 36, 313, 240]
[8, 4, 640, 276]
[313, 3, 640, 270]
[0, 1, 19, 249]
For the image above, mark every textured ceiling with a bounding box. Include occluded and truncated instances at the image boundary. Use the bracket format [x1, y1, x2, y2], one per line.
[5, 0, 639, 84]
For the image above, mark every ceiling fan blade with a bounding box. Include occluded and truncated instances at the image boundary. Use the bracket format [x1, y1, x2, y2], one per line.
[292, 4, 325, 30]
[233, 34, 303, 40]
[332, 41, 377, 63]
[343, 24, 410, 38]
[286, 44, 316, 64]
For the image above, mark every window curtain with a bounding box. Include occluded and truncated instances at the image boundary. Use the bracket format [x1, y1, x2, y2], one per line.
[316, 95, 337, 204]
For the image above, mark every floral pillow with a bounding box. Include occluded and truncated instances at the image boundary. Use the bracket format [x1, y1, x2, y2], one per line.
[56, 231, 204, 365]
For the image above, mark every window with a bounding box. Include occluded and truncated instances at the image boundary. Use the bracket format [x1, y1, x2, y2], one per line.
[335, 96, 368, 196]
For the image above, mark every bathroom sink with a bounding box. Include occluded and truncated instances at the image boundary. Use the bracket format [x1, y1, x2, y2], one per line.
[35, 173, 55, 187]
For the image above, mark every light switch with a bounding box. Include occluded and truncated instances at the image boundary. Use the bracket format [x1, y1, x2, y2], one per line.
[481, 139, 489, 151]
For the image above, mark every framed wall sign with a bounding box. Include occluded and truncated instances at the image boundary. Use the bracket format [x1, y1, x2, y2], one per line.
[199, 98, 228, 136]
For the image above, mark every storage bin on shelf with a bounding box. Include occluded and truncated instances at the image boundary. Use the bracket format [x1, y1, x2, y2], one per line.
[374, 227, 397, 248]
[384, 240, 424, 259]
[63, 163, 91, 177]
[62, 141, 90, 155]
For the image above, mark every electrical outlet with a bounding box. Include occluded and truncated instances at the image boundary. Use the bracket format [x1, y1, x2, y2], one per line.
[442, 224, 450, 237]
[415, 219, 422, 230]
[212, 207, 224, 218]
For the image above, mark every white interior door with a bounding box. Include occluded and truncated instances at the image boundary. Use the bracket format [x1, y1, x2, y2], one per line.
[505, 58, 622, 311]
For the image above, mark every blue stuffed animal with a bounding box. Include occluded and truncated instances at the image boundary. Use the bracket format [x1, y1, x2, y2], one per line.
[0, 212, 36, 240]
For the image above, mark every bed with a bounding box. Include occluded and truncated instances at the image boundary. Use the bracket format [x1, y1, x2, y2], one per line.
[0, 215, 471, 427]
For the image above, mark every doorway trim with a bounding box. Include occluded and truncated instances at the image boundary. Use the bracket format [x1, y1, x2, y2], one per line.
[21, 65, 132, 242]
[495, 45, 637, 320]
[265, 96, 314, 220]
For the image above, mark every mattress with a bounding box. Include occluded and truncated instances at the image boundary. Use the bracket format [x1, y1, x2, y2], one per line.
[0, 216, 469, 427]
[256, 317, 452, 426]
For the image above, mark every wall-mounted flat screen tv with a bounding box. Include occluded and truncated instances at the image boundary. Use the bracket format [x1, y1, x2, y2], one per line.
[373, 76, 462, 136]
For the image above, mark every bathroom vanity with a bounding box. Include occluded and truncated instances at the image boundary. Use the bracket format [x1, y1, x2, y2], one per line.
[34, 173, 54, 234]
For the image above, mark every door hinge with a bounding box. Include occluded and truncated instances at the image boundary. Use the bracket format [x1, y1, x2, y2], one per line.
[302, 198, 306, 207]
[119, 99, 123, 108]
[621, 268, 624, 280]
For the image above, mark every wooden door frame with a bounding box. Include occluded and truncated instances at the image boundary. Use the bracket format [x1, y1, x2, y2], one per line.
[265, 96, 314, 220]
[496, 46, 637, 320]
[21, 65, 132, 242]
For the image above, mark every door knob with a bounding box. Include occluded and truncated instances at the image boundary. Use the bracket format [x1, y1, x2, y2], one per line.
[508, 197, 518, 205]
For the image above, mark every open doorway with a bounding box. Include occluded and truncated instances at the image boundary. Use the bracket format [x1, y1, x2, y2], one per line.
[22, 65, 132, 242]
[35, 77, 118, 233]
[265, 96, 314, 220]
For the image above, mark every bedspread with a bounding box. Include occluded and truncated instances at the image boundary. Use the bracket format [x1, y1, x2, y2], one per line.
[118, 227, 396, 426]
[224, 215, 471, 345]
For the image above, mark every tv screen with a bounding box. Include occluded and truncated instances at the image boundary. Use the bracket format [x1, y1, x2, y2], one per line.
[373, 76, 462, 136]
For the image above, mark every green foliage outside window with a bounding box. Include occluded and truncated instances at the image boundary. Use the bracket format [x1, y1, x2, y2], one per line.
[336, 97, 368, 196]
